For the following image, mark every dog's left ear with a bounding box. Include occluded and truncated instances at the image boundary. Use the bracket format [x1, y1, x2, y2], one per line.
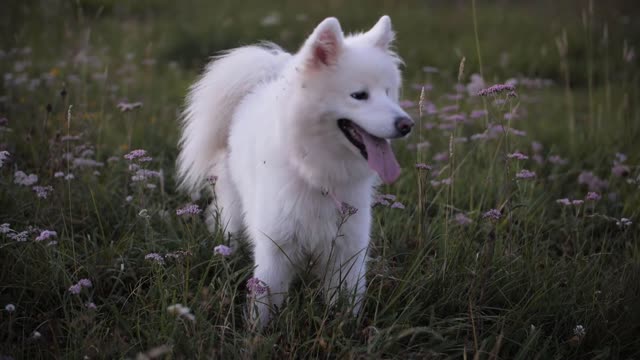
[365, 15, 395, 49]
[302, 17, 344, 69]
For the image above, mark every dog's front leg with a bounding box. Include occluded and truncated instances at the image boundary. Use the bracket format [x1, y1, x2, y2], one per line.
[249, 238, 295, 329]
[315, 214, 370, 315]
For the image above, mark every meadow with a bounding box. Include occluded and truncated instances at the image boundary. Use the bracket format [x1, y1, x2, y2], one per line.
[1, 0, 639, 358]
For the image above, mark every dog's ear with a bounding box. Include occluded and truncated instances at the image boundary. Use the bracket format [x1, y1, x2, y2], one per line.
[365, 15, 395, 49]
[303, 17, 343, 68]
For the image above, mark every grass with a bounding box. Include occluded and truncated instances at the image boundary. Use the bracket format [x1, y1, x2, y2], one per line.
[1, 0, 639, 358]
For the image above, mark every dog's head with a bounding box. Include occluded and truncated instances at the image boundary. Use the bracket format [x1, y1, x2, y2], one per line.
[288, 16, 412, 185]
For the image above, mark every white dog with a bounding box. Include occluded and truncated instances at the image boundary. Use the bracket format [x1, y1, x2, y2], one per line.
[177, 15, 413, 327]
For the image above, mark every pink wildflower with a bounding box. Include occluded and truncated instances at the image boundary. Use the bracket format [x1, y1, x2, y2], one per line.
[507, 152, 529, 160]
[78, 278, 92, 288]
[531, 141, 543, 153]
[14, 171, 38, 186]
[477, 83, 516, 96]
[515, 169, 536, 180]
[483, 209, 502, 221]
[415, 163, 432, 171]
[32, 185, 53, 199]
[124, 149, 148, 161]
[214, 245, 232, 256]
[68, 284, 82, 295]
[390, 202, 405, 209]
[578, 171, 609, 192]
[556, 198, 572, 206]
[585, 192, 601, 201]
[35, 230, 57, 242]
[0, 223, 12, 234]
[612, 163, 630, 177]
[145, 252, 165, 265]
[0, 150, 9, 168]
[247, 277, 268, 296]
[9, 231, 29, 242]
[176, 203, 202, 216]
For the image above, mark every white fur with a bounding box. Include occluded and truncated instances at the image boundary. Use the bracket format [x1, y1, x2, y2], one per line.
[177, 15, 410, 327]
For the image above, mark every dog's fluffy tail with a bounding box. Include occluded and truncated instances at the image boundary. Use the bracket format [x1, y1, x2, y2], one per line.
[177, 43, 289, 194]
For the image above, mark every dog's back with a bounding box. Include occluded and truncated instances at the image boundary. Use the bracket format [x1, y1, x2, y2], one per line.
[177, 43, 290, 195]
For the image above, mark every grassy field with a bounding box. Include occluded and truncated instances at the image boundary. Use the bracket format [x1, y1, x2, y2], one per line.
[1, 0, 639, 358]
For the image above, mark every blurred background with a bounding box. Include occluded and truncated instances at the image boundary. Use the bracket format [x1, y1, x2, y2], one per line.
[2, 0, 639, 87]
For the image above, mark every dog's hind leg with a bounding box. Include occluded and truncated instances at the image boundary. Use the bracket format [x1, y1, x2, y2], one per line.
[205, 162, 243, 243]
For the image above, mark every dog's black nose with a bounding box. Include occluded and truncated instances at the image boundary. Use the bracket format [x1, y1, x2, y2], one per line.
[394, 116, 414, 136]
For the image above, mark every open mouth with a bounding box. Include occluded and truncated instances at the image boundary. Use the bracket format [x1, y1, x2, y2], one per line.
[336, 118, 401, 184]
[338, 119, 368, 159]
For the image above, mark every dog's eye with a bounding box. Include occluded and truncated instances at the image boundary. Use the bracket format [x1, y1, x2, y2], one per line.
[350, 91, 369, 101]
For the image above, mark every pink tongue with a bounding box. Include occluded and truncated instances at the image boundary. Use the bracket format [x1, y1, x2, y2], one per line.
[357, 128, 401, 184]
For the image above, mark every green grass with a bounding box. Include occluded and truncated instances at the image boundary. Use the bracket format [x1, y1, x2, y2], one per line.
[1, 0, 639, 358]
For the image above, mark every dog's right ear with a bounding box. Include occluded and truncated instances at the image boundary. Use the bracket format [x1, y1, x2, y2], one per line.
[364, 15, 395, 49]
[302, 17, 344, 69]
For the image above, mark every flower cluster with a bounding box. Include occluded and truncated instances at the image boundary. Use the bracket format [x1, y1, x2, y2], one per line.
[145, 252, 165, 265]
[68, 278, 93, 295]
[483, 209, 502, 221]
[477, 83, 516, 96]
[372, 193, 404, 210]
[167, 303, 195, 322]
[124, 149, 152, 162]
[578, 171, 608, 192]
[515, 169, 536, 180]
[214, 245, 232, 257]
[611, 153, 630, 178]
[247, 277, 268, 296]
[32, 185, 53, 199]
[556, 198, 584, 206]
[415, 163, 432, 171]
[616, 218, 632, 228]
[35, 230, 57, 242]
[585, 192, 601, 201]
[430, 178, 452, 187]
[507, 152, 529, 160]
[164, 250, 193, 261]
[176, 203, 202, 216]
[0, 150, 9, 168]
[14, 171, 38, 186]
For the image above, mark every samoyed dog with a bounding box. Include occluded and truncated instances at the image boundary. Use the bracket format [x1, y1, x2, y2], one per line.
[177, 15, 413, 327]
